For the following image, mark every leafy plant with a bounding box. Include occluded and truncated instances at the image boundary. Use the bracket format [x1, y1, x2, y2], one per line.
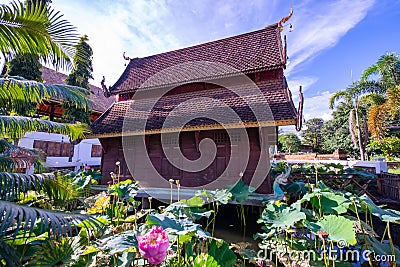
[0, 172, 53, 201]
[256, 180, 400, 266]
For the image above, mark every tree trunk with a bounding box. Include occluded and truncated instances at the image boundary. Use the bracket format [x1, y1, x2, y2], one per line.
[354, 100, 365, 161]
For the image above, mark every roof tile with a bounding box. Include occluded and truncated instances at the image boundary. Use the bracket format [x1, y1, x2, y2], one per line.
[41, 67, 114, 112]
[91, 79, 297, 135]
[111, 24, 285, 94]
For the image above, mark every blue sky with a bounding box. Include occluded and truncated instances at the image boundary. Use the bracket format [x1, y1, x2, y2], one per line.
[12, 0, 400, 123]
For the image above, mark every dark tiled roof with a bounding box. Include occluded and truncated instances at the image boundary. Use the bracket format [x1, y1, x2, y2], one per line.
[111, 23, 285, 94]
[91, 79, 297, 135]
[41, 67, 115, 112]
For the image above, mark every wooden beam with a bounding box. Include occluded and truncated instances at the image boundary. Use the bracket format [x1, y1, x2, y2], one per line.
[89, 119, 297, 139]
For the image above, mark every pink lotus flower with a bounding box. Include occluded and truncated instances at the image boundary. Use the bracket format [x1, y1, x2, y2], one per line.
[138, 226, 169, 265]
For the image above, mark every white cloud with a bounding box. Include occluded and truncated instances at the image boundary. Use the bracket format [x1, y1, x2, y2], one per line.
[51, 0, 284, 86]
[285, 0, 375, 75]
[288, 76, 318, 102]
[303, 91, 333, 121]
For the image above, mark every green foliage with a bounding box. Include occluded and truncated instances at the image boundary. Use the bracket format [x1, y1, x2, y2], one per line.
[0, 2, 100, 266]
[0, 200, 100, 239]
[194, 253, 220, 267]
[98, 230, 138, 255]
[307, 215, 357, 245]
[208, 240, 237, 267]
[25, 238, 77, 267]
[108, 179, 138, 203]
[304, 191, 351, 215]
[42, 173, 81, 209]
[226, 179, 255, 203]
[146, 213, 209, 239]
[256, 179, 400, 266]
[0, 115, 90, 140]
[66, 35, 93, 90]
[278, 133, 301, 153]
[259, 203, 306, 231]
[0, 240, 21, 267]
[63, 35, 94, 123]
[361, 52, 400, 90]
[368, 136, 400, 157]
[301, 117, 324, 152]
[321, 104, 357, 156]
[6, 53, 43, 81]
[0, 1, 79, 69]
[0, 76, 90, 114]
[0, 172, 53, 201]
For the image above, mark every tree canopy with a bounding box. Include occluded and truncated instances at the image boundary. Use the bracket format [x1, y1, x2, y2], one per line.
[66, 35, 93, 90]
[63, 35, 94, 123]
[278, 133, 301, 154]
[321, 104, 357, 157]
[301, 118, 324, 152]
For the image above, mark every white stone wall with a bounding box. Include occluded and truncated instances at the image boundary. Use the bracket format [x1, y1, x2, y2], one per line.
[18, 132, 101, 172]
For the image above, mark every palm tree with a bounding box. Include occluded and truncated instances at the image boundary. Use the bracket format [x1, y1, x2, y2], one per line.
[368, 86, 400, 140]
[361, 53, 400, 141]
[329, 83, 371, 161]
[361, 53, 400, 91]
[0, 2, 98, 258]
[0, 1, 78, 69]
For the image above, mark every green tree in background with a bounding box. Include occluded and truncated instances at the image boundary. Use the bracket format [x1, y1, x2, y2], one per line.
[3, 1, 55, 80]
[6, 53, 43, 81]
[301, 118, 324, 152]
[66, 35, 93, 90]
[278, 133, 301, 153]
[361, 53, 400, 91]
[368, 136, 400, 158]
[63, 35, 94, 123]
[321, 105, 357, 157]
[329, 82, 373, 161]
[361, 53, 400, 141]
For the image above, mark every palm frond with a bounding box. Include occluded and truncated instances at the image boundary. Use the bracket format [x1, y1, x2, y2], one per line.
[359, 93, 387, 106]
[368, 86, 400, 141]
[25, 238, 79, 267]
[0, 172, 53, 201]
[0, 156, 15, 172]
[0, 76, 90, 112]
[368, 104, 390, 141]
[361, 64, 378, 82]
[0, 240, 21, 267]
[0, 200, 102, 239]
[329, 91, 352, 109]
[0, 116, 90, 140]
[0, 1, 79, 69]
[42, 175, 79, 208]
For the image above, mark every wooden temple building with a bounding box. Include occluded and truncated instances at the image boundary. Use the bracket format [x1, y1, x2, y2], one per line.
[91, 21, 302, 194]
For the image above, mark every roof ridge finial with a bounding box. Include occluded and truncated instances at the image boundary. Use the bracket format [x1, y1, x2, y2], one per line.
[123, 52, 132, 61]
[278, 6, 293, 32]
[101, 76, 111, 98]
